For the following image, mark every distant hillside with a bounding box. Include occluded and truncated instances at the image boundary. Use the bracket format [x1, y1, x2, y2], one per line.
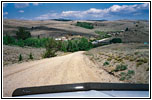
[3, 19, 149, 43]
[120, 21, 149, 43]
[92, 20, 149, 43]
[3, 19, 96, 38]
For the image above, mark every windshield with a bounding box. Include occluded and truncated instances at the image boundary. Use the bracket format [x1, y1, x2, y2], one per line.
[2, 2, 149, 98]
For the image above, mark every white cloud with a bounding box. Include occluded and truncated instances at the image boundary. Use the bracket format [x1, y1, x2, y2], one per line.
[86, 8, 102, 13]
[33, 3, 39, 6]
[4, 12, 8, 15]
[61, 11, 84, 18]
[14, 3, 29, 8]
[35, 13, 60, 20]
[109, 4, 138, 13]
[34, 3, 149, 20]
[109, 5, 123, 12]
[108, 3, 149, 13]
[19, 10, 24, 13]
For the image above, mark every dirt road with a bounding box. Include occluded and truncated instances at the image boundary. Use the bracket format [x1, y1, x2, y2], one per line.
[3, 51, 120, 97]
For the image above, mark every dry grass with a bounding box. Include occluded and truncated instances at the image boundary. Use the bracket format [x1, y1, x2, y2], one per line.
[85, 43, 149, 84]
[3, 45, 45, 66]
[3, 45, 69, 66]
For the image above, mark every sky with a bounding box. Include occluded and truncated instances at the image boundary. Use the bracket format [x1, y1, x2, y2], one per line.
[3, 3, 149, 20]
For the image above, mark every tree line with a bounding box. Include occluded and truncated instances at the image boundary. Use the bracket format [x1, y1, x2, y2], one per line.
[4, 27, 93, 58]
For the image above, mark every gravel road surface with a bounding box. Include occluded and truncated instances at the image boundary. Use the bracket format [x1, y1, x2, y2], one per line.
[3, 51, 120, 97]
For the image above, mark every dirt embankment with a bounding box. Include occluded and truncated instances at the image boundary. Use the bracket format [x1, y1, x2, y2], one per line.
[3, 51, 121, 97]
[85, 43, 149, 84]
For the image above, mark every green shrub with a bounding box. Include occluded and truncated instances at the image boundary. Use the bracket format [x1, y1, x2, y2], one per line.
[29, 53, 33, 59]
[61, 41, 68, 52]
[120, 72, 126, 76]
[119, 70, 135, 81]
[107, 56, 113, 61]
[119, 76, 126, 81]
[114, 64, 127, 72]
[127, 70, 135, 75]
[136, 62, 143, 67]
[43, 38, 58, 58]
[16, 27, 31, 40]
[104, 34, 112, 38]
[95, 31, 111, 39]
[65, 37, 92, 52]
[126, 75, 132, 80]
[3, 35, 16, 45]
[56, 40, 62, 51]
[110, 38, 122, 43]
[114, 56, 123, 62]
[126, 70, 135, 80]
[43, 49, 56, 58]
[136, 58, 148, 63]
[103, 61, 109, 66]
[3, 36, 49, 48]
[67, 40, 79, 52]
[129, 56, 136, 61]
[119, 72, 126, 81]
[18, 54, 22, 61]
[24, 38, 38, 47]
[134, 52, 139, 55]
[125, 27, 129, 31]
[78, 37, 93, 51]
[24, 38, 48, 48]
[76, 22, 94, 29]
[95, 31, 105, 35]
[16, 39, 24, 47]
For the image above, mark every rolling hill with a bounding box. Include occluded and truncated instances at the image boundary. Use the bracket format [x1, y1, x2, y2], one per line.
[3, 19, 149, 43]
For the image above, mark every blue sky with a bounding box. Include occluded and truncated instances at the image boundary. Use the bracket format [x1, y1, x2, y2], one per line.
[3, 3, 149, 20]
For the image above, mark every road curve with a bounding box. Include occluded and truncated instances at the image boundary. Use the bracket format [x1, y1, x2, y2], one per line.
[3, 51, 120, 97]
